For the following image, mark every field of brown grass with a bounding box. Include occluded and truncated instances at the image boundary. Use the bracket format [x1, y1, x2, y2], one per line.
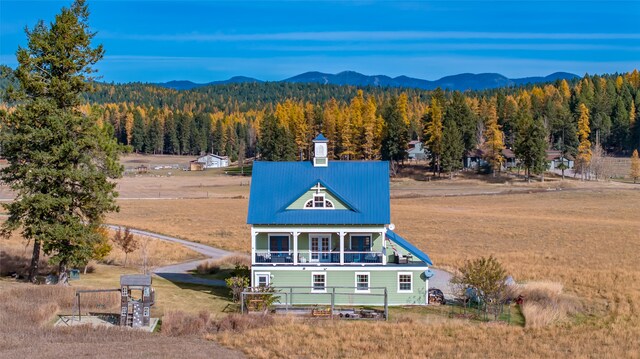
[0, 282, 243, 358]
[108, 183, 640, 358]
[2, 170, 640, 358]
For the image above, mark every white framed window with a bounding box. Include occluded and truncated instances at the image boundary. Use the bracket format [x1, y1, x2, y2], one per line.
[311, 272, 326, 292]
[143, 306, 150, 317]
[267, 233, 291, 252]
[121, 287, 128, 297]
[398, 272, 413, 293]
[255, 272, 270, 288]
[355, 272, 370, 292]
[304, 195, 335, 209]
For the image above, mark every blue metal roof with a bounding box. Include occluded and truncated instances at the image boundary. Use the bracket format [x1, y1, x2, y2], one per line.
[247, 161, 390, 225]
[313, 133, 328, 142]
[386, 229, 433, 266]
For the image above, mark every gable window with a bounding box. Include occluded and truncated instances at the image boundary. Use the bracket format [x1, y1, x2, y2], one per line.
[304, 195, 335, 209]
[398, 272, 413, 293]
[355, 272, 370, 292]
[312, 272, 326, 292]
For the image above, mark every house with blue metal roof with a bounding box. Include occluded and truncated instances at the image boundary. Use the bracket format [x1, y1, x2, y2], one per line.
[247, 134, 434, 307]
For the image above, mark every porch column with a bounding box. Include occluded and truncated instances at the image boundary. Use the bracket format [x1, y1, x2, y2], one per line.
[293, 231, 299, 265]
[381, 230, 387, 265]
[251, 229, 257, 265]
[339, 231, 345, 265]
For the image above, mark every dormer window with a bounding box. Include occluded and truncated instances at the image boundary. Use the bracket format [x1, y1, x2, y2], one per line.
[314, 195, 325, 208]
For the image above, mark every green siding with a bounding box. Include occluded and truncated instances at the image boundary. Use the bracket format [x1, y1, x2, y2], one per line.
[286, 190, 350, 210]
[253, 268, 428, 306]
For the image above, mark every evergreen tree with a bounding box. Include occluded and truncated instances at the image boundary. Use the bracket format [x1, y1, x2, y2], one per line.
[441, 116, 464, 178]
[515, 117, 548, 182]
[381, 97, 409, 176]
[446, 92, 476, 152]
[0, 0, 123, 284]
[257, 114, 295, 161]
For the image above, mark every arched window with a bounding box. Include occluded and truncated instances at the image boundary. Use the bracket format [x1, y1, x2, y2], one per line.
[304, 195, 334, 209]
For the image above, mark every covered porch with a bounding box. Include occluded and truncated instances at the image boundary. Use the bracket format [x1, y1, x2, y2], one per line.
[251, 227, 387, 266]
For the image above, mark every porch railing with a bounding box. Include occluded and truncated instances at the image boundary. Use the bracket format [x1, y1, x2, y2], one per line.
[344, 251, 383, 264]
[254, 250, 384, 265]
[254, 250, 293, 264]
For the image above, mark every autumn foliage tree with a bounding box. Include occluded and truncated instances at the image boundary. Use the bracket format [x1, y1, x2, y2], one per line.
[452, 256, 508, 320]
[423, 100, 444, 175]
[112, 227, 139, 267]
[576, 103, 592, 180]
[631, 149, 640, 183]
[482, 100, 505, 176]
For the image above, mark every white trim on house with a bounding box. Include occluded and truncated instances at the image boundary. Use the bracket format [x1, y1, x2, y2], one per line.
[311, 272, 327, 293]
[397, 272, 413, 293]
[254, 272, 270, 288]
[355, 272, 370, 293]
[252, 226, 386, 234]
[258, 266, 429, 272]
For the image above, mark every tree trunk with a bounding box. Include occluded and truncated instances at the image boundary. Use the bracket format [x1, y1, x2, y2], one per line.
[124, 252, 128, 268]
[28, 239, 41, 283]
[58, 261, 69, 286]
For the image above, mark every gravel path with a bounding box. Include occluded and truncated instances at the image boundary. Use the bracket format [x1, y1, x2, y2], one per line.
[106, 225, 231, 286]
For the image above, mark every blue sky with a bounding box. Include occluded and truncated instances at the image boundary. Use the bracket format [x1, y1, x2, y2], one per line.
[1, 1, 639, 83]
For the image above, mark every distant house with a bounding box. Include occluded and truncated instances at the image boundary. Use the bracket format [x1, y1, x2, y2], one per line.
[407, 140, 427, 161]
[464, 148, 516, 170]
[546, 150, 574, 170]
[195, 154, 229, 169]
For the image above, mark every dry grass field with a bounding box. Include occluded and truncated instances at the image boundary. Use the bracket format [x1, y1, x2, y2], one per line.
[108, 180, 640, 358]
[2, 167, 640, 358]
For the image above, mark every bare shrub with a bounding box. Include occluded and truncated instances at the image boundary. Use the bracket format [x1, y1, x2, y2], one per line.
[196, 261, 221, 275]
[214, 313, 274, 332]
[196, 254, 251, 275]
[162, 311, 274, 337]
[512, 281, 582, 328]
[218, 254, 251, 268]
[162, 310, 210, 337]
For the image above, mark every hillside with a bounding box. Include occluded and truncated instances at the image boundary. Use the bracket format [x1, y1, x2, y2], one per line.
[154, 70, 580, 92]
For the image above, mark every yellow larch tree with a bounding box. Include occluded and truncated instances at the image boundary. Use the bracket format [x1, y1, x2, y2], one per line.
[559, 79, 571, 99]
[361, 96, 378, 160]
[631, 150, 640, 183]
[482, 98, 505, 176]
[576, 103, 592, 180]
[423, 99, 444, 175]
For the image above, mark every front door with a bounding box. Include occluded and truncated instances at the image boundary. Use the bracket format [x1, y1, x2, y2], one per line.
[310, 235, 331, 262]
[269, 235, 290, 261]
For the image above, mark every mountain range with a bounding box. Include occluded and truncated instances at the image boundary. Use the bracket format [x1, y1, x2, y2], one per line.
[156, 71, 580, 91]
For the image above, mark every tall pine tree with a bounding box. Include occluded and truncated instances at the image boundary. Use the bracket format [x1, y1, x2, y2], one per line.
[0, 0, 123, 284]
